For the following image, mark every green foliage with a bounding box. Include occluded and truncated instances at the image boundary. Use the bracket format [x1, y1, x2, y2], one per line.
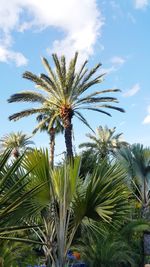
[0, 240, 38, 267]
[0, 150, 130, 266]
[79, 125, 128, 160]
[117, 144, 150, 218]
[0, 132, 34, 158]
[8, 53, 124, 157]
[74, 230, 136, 267]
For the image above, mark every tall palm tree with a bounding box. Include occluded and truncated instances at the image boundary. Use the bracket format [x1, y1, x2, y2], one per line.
[33, 112, 64, 168]
[79, 125, 128, 160]
[8, 52, 125, 159]
[0, 132, 34, 158]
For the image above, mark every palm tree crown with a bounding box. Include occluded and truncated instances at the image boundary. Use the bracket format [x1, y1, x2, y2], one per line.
[8, 52, 125, 158]
[33, 113, 64, 168]
[0, 131, 34, 158]
[79, 125, 128, 159]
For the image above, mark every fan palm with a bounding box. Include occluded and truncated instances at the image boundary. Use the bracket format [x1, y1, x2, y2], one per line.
[0, 149, 47, 232]
[117, 144, 150, 218]
[0, 150, 50, 265]
[33, 112, 64, 168]
[0, 149, 130, 266]
[8, 52, 125, 159]
[79, 125, 128, 160]
[0, 131, 34, 158]
[0, 149, 129, 267]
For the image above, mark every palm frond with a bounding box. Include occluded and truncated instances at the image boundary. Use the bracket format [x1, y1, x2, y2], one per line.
[9, 108, 48, 121]
[74, 111, 94, 133]
[77, 107, 111, 116]
[23, 71, 52, 94]
[8, 91, 46, 103]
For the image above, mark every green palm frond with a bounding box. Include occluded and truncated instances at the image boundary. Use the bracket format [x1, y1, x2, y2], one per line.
[77, 107, 111, 116]
[74, 111, 94, 133]
[22, 71, 52, 94]
[8, 52, 125, 158]
[117, 144, 150, 218]
[79, 125, 128, 160]
[8, 108, 48, 121]
[0, 132, 34, 158]
[7, 91, 46, 103]
[0, 150, 130, 266]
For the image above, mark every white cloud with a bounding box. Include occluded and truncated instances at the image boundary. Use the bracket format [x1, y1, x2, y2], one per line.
[143, 106, 150, 124]
[0, 46, 28, 66]
[143, 115, 150, 124]
[100, 56, 125, 75]
[134, 0, 149, 9]
[0, 0, 103, 66]
[123, 83, 140, 97]
[119, 121, 126, 126]
[111, 56, 125, 66]
[100, 66, 116, 75]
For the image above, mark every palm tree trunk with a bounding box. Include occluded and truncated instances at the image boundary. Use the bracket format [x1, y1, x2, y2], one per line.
[64, 122, 73, 159]
[60, 106, 73, 160]
[49, 128, 55, 169]
[12, 147, 20, 159]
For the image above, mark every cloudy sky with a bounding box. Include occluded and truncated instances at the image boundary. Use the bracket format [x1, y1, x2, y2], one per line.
[0, 0, 150, 157]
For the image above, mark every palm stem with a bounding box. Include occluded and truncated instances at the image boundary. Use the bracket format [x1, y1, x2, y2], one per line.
[49, 128, 55, 169]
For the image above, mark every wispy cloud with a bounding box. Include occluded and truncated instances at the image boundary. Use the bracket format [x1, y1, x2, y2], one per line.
[111, 56, 125, 66]
[110, 1, 124, 19]
[123, 83, 140, 97]
[0, 0, 103, 66]
[127, 13, 136, 24]
[0, 46, 28, 66]
[143, 106, 150, 124]
[100, 56, 126, 74]
[134, 0, 149, 9]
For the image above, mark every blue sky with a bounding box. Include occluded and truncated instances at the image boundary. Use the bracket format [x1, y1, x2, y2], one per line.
[0, 0, 150, 159]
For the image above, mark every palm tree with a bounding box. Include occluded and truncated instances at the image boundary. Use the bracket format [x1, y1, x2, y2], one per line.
[8, 52, 125, 159]
[79, 125, 128, 160]
[117, 144, 150, 219]
[74, 230, 136, 267]
[33, 112, 64, 168]
[74, 219, 150, 267]
[0, 150, 130, 267]
[0, 150, 49, 266]
[0, 132, 34, 159]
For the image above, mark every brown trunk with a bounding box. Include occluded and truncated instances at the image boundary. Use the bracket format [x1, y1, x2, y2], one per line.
[12, 147, 20, 159]
[60, 106, 74, 160]
[64, 121, 73, 159]
[49, 127, 55, 169]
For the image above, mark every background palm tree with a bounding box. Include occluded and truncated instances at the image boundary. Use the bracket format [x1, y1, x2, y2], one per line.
[8, 52, 124, 159]
[117, 144, 150, 219]
[74, 219, 150, 267]
[33, 112, 64, 168]
[0, 132, 34, 158]
[79, 125, 128, 160]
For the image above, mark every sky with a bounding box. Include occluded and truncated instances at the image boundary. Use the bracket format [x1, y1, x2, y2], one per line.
[0, 0, 150, 160]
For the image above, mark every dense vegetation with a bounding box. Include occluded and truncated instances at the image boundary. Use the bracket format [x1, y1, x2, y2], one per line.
[0, 53, 150, 267]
